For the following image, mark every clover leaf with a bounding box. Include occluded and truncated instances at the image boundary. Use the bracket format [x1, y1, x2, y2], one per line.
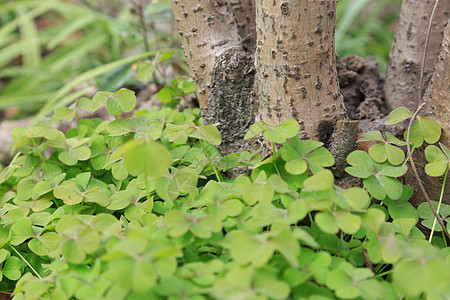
[385, 107, 413, 125]
[406, 116, 441, 148]
[228, 231, 275, 267]
[358, 131, 406, 165]
[417, 201, 450, 232]
[1, 256, 22, 281]
[85, 88, 136, 116]
[245, 119, 299, 144]
[346, 150, 405, 200]
[424, 143, 450, 177]
[281, 137, 334, 174]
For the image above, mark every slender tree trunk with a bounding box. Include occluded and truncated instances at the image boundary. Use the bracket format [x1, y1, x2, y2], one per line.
[254, 0, 346, 141]
[423, 21, 450, 147]
[409, 21, 450, 207]
[230, 0, 257, 52]
[171, 0, 255, 155]
[384, 0, 450, 111]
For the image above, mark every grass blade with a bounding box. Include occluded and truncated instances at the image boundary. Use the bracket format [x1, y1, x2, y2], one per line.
[35, 50, 181, 121]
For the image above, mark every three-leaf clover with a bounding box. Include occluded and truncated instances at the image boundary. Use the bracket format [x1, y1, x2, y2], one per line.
[346, 150, 406, 200]
[424, 143, 450, 176]
[83, 88, 137, 116]
[357, 131, 406, 165]
[280, 136, 335, 174]
[244, 119, 299, 144]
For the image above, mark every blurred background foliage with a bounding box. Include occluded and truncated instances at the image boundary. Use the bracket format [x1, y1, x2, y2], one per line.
[0, 0, 402, 118]
[0, 0, 181, 118]
[336, 0, 402, 74]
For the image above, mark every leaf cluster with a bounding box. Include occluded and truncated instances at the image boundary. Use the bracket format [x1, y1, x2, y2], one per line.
[0, 100, 449, 300]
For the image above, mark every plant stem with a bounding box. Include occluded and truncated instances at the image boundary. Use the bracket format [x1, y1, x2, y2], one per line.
[374, 269, 393, 278]
[156, 65, 168, 84]
[8, 243, 42, 279]
[134, 0, 150, 52]
[52, 198, 60, 208]
[429, 166, 448, 242]
[199, 139, 222, 182]
[32, 138, 47, 162]
[272, 143, 281, 177]
[406, 106, 450, 240]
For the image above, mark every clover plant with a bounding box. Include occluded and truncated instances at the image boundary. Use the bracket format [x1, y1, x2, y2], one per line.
[0, 95, 449, 299]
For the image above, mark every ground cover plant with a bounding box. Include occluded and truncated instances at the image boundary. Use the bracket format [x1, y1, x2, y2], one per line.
[1, 0, 450, 299]
[0, 83, 449, 299]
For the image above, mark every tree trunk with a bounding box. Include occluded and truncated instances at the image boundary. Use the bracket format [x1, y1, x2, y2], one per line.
[254, 0, 346, 141]
[423, 21, 450, 147]
[230, 0, 257, 52]
[172, 0, 348, 154]
[409, 21, 450, 207]
[384, 0, 450, 111]
[171, 0, 255, 155]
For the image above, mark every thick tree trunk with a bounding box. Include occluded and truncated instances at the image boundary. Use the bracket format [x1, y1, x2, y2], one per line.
[254, 0, 346, 141]
[230, 0, 257, 52]
[384, 0, 450, 111]
[171, 0, 255, 155]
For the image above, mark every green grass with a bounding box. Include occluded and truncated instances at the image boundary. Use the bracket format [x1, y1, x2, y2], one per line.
[0, 0, 175, 115]
[336, 0, 402, 73]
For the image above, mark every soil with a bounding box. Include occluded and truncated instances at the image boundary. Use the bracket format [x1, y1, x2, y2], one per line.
[337, 55, 387, 121]
[336, 55, 407, 139]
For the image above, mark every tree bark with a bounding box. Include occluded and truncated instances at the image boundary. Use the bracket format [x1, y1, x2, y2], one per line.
[384, 0, 450, 111]
[171, 0, 255, 155]
[409, 21, 450, 207]
[423, 21, 450, 147]
[254, 0, 346, 141]
[230, 0, 257, 52]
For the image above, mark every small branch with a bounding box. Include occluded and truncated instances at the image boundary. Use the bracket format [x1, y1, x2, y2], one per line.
[133, 0, 150, 52]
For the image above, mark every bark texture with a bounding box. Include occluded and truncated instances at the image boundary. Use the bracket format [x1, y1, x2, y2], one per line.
[255, 0, 346, 140]
[423, 21, 450, 147]
[408, 21, 450, 207]
[171, 0, 255, 154]
[385, 0, 450, 111]
[230, 0, 257, 52]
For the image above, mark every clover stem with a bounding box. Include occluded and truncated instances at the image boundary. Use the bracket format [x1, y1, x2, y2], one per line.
[199, 139, 222, 182]
[8, 243, 42, 279]
[52, 198, 60, 208]
[374, 263, 389, 275]
[401, 148, 414, 166]
[144, 173, 154, 237]
[32, 138, 48, 162]
[156, 65, 168, 85]
[272, 144, 281, 177]
[374, 269, 393, 278]
[429, 166, 448, 242]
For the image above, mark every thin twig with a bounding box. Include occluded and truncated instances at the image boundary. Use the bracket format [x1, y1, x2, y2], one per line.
[133, 0, 150, 52]
[406, 107, 449, 240]
[405, 0, 450, 241]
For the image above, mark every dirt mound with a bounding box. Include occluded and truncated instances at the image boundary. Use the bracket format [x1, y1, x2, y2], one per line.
[337, 55, 388, 121]
[337, 55, 408, 147]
